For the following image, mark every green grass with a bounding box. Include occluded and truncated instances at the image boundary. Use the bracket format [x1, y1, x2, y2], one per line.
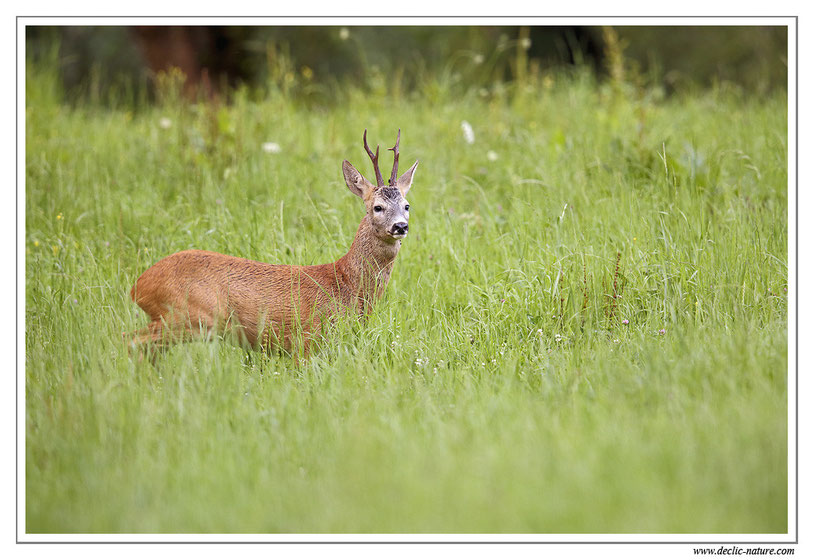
[25, 62, 788, 534]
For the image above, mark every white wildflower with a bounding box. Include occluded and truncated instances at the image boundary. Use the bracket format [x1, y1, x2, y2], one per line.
[262, 142, 282, 154]
[339, 28, 350, 41]
[461, 121, 475, 145]
[520, 37, 532, 50]
[159, 117, 172, 129]
[487, 150, 498, 162]
[473, 54, 485, 65]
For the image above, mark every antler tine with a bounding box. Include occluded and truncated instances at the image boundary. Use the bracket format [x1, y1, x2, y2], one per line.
[388, 128, 401, 186]
[363, 129, 385, 187]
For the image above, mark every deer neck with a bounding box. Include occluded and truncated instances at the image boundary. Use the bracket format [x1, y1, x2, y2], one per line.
[337, 214, 401, 310]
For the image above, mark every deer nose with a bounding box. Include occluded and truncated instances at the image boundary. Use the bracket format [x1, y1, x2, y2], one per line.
[392, 222, 409, 235]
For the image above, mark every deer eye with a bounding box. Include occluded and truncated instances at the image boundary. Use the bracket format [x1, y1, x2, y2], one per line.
[373, 205, 383, 213]
[405, 204, 410, 211]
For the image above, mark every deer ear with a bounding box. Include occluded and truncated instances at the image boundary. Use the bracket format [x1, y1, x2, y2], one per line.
[396, 161, 419, 196]
[343, 160, 374, 199]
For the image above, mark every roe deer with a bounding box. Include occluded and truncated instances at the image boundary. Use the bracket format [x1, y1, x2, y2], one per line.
[127, 129, 418, 359]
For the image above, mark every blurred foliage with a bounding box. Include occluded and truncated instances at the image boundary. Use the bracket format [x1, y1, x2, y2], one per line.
[25, 25, 787, 108]
[616, 26, 787, 94]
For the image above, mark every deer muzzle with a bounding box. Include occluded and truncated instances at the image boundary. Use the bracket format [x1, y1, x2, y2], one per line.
[390, 222, 409, 238]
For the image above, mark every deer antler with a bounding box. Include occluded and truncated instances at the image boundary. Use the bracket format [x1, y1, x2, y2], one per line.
[363, 129, 385, 187]
[388, 129, 401, 186]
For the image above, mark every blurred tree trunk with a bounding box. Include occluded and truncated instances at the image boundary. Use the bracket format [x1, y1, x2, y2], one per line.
[131, 26, 216, 100]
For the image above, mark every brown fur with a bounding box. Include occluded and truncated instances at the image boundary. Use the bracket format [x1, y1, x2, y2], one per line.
[126, 132, 418, 360]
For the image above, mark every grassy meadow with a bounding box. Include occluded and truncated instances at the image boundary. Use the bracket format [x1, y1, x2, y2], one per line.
[24, 58, 789, 533]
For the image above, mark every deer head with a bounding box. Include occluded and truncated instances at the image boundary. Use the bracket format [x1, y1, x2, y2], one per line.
[342, 129, 418, 242]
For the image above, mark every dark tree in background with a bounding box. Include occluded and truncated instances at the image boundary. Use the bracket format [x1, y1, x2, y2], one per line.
[25, 25, 787, 104]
